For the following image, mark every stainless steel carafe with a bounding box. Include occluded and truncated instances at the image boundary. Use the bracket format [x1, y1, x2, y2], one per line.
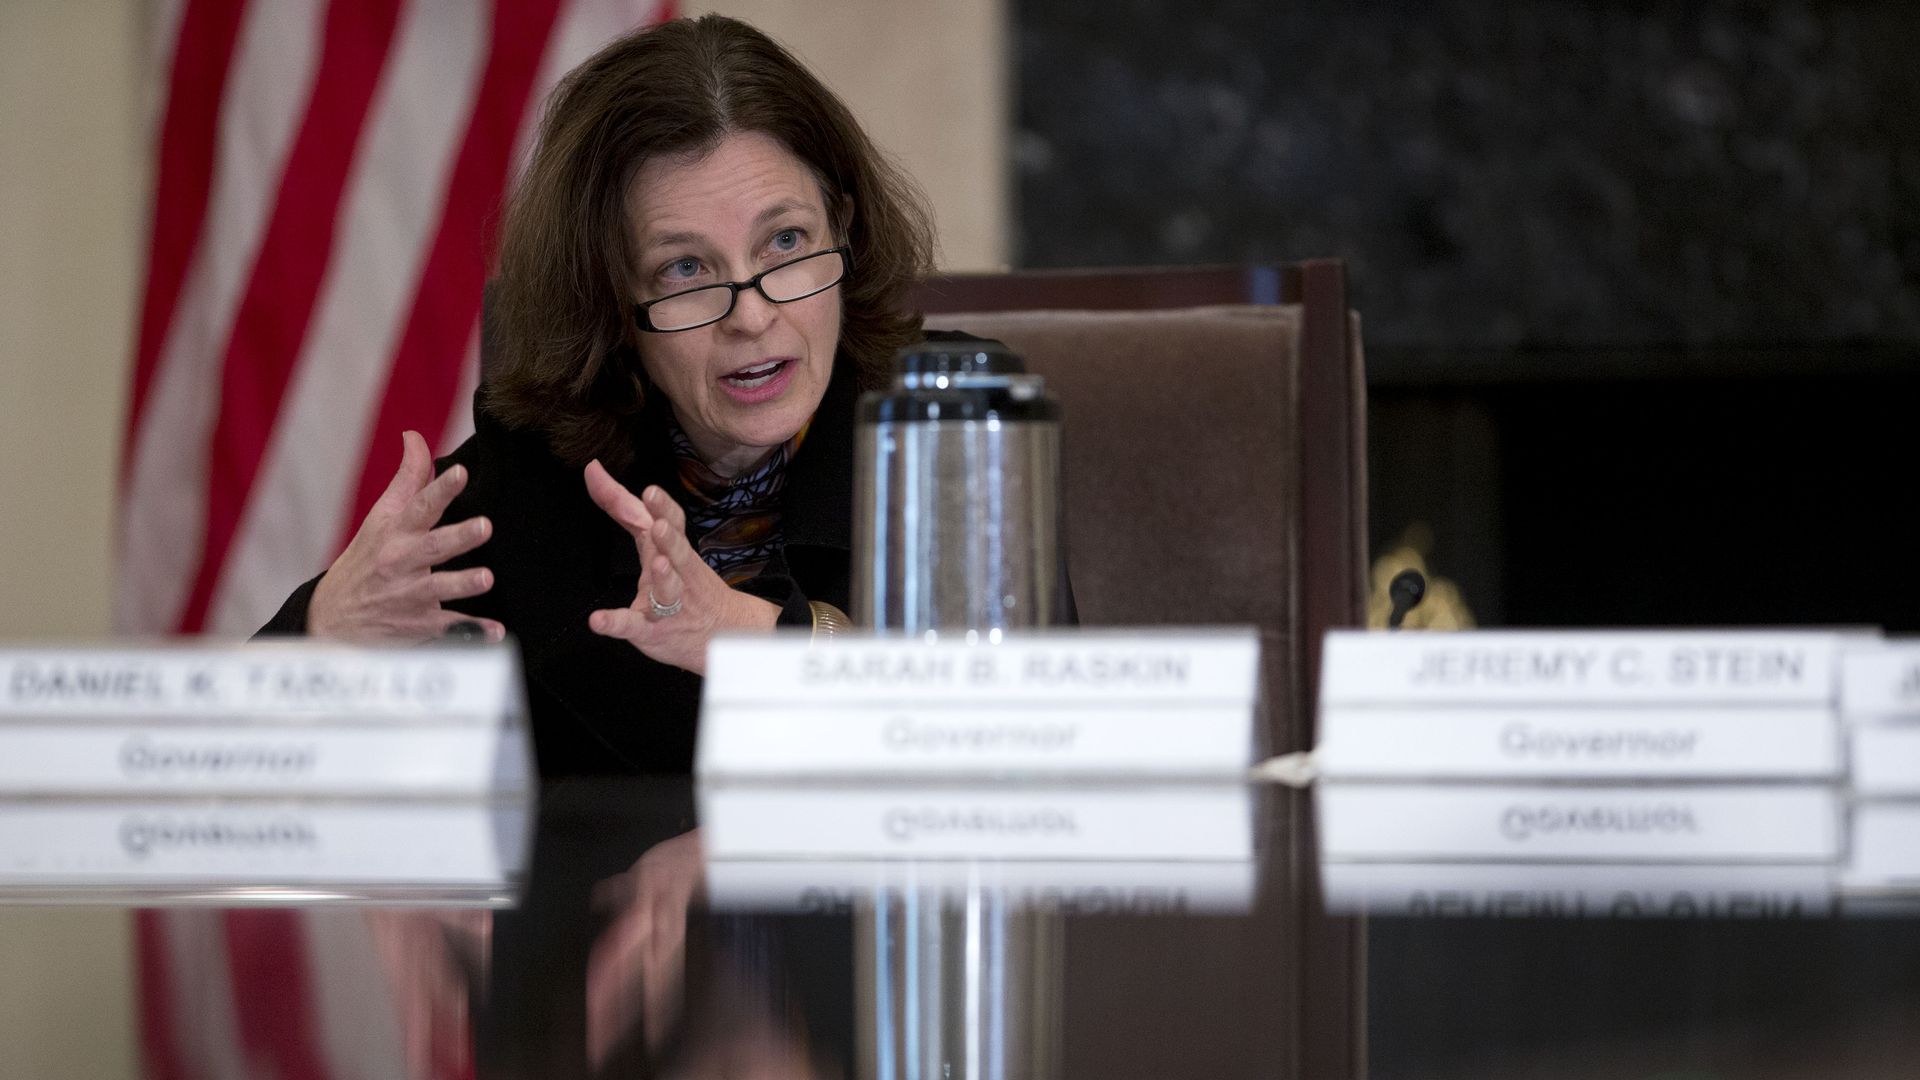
[852, 340, 1062, 633]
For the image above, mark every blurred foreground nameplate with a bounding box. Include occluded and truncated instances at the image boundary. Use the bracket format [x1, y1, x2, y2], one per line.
[1840, 641, 1920, 796]
[1844, 802, 1920, 894]
[1851, 722, 1920, 796]
[0, 642, 532, 796]
[1319, 629, 1849, 706]
[1316, 784, 1841, 862]
[1839, 642, 1920, 716]
[698, 629, 1260, 778]
[1316, 707, 1841, 780]
[0, 797, 529, 906]
[701, 782, 1255, 913]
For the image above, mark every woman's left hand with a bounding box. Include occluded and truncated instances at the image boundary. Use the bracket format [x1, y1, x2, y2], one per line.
[583, 461, 780, 674]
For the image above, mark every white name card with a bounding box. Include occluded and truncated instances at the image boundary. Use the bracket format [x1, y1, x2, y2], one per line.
[1320, 630, 1845, 706]
[1840, 645, 1920, 718]
[1315, 706, 1841, 780]
[697, 629, 1260, 777]
[1850, 721, 1920, 797]
[0, 644, 516, 720]
[1844, 803, 1920, 893]
[0, 725, 529, 796]
[1316, 784, 1841, 862]
[0, 643, 531, 796]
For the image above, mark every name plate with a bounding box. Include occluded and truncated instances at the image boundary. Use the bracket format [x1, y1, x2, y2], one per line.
[1840, 645, 1920, 717]
[1850, 722, 1920, 796]
[1845, 803, 1920, 892]
[697, 629, 1259, 777]
[1, 644, 514, 719]
[0, 643, 530, 795]
[1320, 630, 1845, 705]
[1316, 784, 1840, 862]
[1315, 707, 1840, 779]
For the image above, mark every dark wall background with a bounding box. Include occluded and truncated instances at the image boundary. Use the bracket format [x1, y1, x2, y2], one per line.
[1016, 0, 1920, 348]
[1015, 6, 1920, 1073]
[1014, 0, 1920, 631]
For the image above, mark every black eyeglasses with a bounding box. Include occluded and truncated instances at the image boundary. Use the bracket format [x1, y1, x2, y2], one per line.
[632, 246, 851, 333]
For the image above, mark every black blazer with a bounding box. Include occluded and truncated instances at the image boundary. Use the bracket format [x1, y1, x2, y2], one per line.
[264, 327, 1086, 776]
[263, 356, 863, 776]
[263, 332, 1075, 776]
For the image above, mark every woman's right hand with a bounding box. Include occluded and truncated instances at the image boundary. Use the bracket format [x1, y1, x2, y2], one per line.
[307, 430, 504, 644]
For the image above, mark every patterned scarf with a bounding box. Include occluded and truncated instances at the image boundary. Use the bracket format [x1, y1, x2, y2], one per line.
[668, 418, 812, 586]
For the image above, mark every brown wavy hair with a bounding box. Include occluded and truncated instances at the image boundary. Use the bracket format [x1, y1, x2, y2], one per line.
[485, 15, 936, 472]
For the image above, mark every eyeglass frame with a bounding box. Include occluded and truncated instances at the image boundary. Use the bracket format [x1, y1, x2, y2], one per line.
[630, 245, 852, 333]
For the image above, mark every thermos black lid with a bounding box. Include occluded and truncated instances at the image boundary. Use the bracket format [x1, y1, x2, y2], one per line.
[862, 337, 1057, 424]
[892, 338, 1027, 376]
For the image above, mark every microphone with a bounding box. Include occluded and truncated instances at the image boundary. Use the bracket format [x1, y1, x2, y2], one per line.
[1387, 569, 1427, 630]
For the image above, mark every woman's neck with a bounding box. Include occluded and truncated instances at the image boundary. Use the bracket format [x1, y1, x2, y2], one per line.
[677, 420, 777, 481]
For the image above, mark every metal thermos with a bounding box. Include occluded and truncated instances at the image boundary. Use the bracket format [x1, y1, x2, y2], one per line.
[852, 340, 1062, 633]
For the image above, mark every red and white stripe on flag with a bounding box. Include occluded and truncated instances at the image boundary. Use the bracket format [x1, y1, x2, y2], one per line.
[118, 0, 673, 638]
[125, 1, 670, 1077]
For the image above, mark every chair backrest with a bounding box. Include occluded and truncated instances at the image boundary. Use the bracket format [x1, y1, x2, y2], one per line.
[917, 262, 1366, 752]
[920, 263, 1371, 1078]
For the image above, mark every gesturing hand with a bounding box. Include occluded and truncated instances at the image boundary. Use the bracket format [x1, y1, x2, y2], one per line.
[307, 430, 504, 644]
[582, 461, 778, 675]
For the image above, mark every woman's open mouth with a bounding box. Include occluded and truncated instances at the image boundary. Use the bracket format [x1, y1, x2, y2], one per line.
[718, 358, 796, 403]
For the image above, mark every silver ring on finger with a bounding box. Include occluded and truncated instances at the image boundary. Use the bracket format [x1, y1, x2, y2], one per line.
[647, 588, 683, 619]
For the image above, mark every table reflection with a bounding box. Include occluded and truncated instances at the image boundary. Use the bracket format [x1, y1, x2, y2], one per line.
[19, 771, 1920, 1077]
[1315, 779, 1920, 918]
[475, 779, 1265, 1078]
[0, 796, 529, 906]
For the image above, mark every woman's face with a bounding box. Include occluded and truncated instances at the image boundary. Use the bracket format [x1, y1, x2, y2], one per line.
[626, 131, 844, 477]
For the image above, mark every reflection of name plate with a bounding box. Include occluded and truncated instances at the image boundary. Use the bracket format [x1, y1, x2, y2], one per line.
[705, 859, 1257, 915]
[0, 799, 529, 902]
[699, 630, 1260, 777]
[1316, 708, 1840, 779]
[702, 779, 1257, 910]
[701, 784, 1252, 861]
[0, 644, 531, 795]
[1316, 784, 1840, 862]
[1320, 863, 1836, 918]
[1320, 630, 1845, 705]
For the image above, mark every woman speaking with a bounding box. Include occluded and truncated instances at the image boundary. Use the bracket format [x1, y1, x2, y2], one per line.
[263, 15, 958, 775]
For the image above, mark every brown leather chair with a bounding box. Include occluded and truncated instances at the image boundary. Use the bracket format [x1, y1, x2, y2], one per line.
[915, 262, 1370, 1078]
[916, 261, 1368, 754]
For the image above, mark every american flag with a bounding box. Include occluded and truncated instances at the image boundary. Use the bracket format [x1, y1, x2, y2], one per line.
[118, 0, 672, 638]
[125, 2, 669, 1076]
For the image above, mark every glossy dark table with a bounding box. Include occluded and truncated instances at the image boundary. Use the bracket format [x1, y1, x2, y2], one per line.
[8, 775, 1920, 1079]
